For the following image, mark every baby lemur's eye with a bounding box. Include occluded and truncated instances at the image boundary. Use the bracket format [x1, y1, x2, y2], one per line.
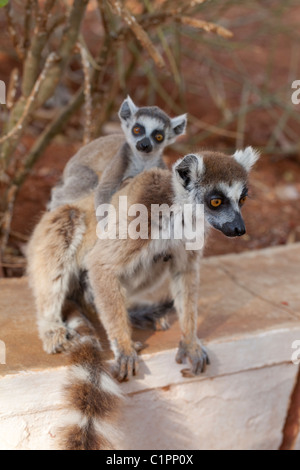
[133, 126, 141, 135]
[155, 134, 164, 143]
[210, 198, 222, 208]
[240, 196, 248, 206]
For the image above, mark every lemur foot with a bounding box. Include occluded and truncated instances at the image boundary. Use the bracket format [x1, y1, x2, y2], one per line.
[111, 341, 143, 382]
[155, 317, 170, 331]
[41, 323, 80, 354]
[176, 340, 210, 377]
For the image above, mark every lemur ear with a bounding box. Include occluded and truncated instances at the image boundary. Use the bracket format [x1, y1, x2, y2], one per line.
[119, 96, 138, 122]
[174, 154, 205, 188]
[171, 114, 188, 138]
[233, 147, 260, 172]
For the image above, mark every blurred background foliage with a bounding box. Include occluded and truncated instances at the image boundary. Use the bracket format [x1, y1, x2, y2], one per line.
[0, 0, 300, 275]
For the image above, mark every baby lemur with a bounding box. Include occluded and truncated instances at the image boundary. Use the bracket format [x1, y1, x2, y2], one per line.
[49, 96, 187, 211]
[27, 146, 259, 449]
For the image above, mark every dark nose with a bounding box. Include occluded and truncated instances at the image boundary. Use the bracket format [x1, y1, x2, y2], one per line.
[136, 138, 153, 153]
[234, 224, 246, 237]
[221, 214, 246, 238]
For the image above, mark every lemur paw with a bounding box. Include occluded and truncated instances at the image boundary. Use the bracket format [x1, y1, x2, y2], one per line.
[176, 340, 210, 377]
[112, 342, 142, 382]
[41, 324, 79, 354]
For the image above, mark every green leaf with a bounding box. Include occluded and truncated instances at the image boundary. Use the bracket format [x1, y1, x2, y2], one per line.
[0, 0, 9, 7]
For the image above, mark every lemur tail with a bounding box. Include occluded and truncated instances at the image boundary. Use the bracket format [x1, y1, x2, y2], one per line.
[128, 299, 174, 330]
[58, 308, 122, 450]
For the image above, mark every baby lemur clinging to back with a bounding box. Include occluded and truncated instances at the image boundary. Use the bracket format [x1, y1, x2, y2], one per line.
[49, 96, 187, 211]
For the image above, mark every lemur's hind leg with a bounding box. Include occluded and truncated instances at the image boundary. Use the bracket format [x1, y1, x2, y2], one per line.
[27, 206, 86, 354]
[49, 165, 99, 210]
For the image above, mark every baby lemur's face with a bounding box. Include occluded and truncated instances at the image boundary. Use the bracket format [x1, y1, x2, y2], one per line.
[174, 148, 260, 238]
[119, 96, 187, 158]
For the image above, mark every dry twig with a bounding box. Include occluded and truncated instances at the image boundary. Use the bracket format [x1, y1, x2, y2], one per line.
[77, 42, 93, 145]
[0, 52, 60, 147]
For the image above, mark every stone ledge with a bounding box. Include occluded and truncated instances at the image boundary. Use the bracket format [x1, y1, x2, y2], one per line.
[0, 244, 300, 449]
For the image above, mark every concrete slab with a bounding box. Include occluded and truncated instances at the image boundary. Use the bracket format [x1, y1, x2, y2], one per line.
[0, 244, 300, 449]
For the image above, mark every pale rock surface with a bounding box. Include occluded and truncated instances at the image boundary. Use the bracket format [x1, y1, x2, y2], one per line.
[0, 244, 300, 450]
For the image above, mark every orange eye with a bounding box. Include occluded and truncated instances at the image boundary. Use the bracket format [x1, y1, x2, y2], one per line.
[133, 127, 141, 135]
[211, 199, 222, 208]
[240, 196, 248, 206]
[156, 134, 164, 142]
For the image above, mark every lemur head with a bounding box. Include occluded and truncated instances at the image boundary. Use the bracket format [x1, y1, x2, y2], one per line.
[173, 147, 260, 238]
[119, 96, 187, 158]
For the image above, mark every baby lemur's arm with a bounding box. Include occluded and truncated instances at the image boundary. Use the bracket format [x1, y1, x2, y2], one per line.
[94, 144, 131, 212]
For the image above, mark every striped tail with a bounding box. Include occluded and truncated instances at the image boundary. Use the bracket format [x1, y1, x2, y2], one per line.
[58, 308, 122, 450]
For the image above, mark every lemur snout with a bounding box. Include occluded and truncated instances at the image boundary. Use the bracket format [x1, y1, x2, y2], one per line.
[234, 225, 246, 237]
[222, 216, 246, 238]
[137, 138, 153, 153]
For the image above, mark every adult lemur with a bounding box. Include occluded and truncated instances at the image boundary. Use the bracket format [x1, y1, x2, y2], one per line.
[27, 146, 259, 450]
[49, 96, 187, 211]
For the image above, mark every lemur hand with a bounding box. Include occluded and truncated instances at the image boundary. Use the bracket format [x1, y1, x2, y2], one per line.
[112, 341, 143, 382]
[176, 339, 210, 377]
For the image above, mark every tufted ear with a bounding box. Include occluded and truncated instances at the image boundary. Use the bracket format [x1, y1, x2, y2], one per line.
[233, 147, 260, 172]
[170, 114, 188, 139]
[174, 154, 205, 189]
[119, 96, 138, 122]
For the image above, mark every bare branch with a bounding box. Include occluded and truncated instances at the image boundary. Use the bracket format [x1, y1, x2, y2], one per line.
[22, 0, 58, 97]
[179, 16, 233, 38]
[76, 43, 92, 145]
[35, 0, 90, 107]
[0, 53, 60, 146]
[5, 2, 25, 60]
[108, 0, 166, 69]
[23, 0, 36, 55]
[97, 0, 110, 35]
[0, 184, 18, 254]
[6, 68, 20, 110]
[13, 88, 84, 188]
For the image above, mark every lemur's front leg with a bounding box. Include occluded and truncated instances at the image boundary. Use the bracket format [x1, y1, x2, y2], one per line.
[170, 250, 210, 377]
[87, 250, 140, 382]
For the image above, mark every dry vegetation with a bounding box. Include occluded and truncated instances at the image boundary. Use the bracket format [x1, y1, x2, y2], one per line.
[0, 0, 234, 272]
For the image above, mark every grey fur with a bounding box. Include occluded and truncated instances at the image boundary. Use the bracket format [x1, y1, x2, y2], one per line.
[49, 165, 99, 210]
[135, 107, 171, 126]
[48, 96, 188, 212]
[95, 97, 187, 212]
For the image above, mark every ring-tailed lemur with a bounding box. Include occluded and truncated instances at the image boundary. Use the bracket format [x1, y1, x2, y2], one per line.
[27, 145, 259, 450]
[48, 96, 187, 211]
